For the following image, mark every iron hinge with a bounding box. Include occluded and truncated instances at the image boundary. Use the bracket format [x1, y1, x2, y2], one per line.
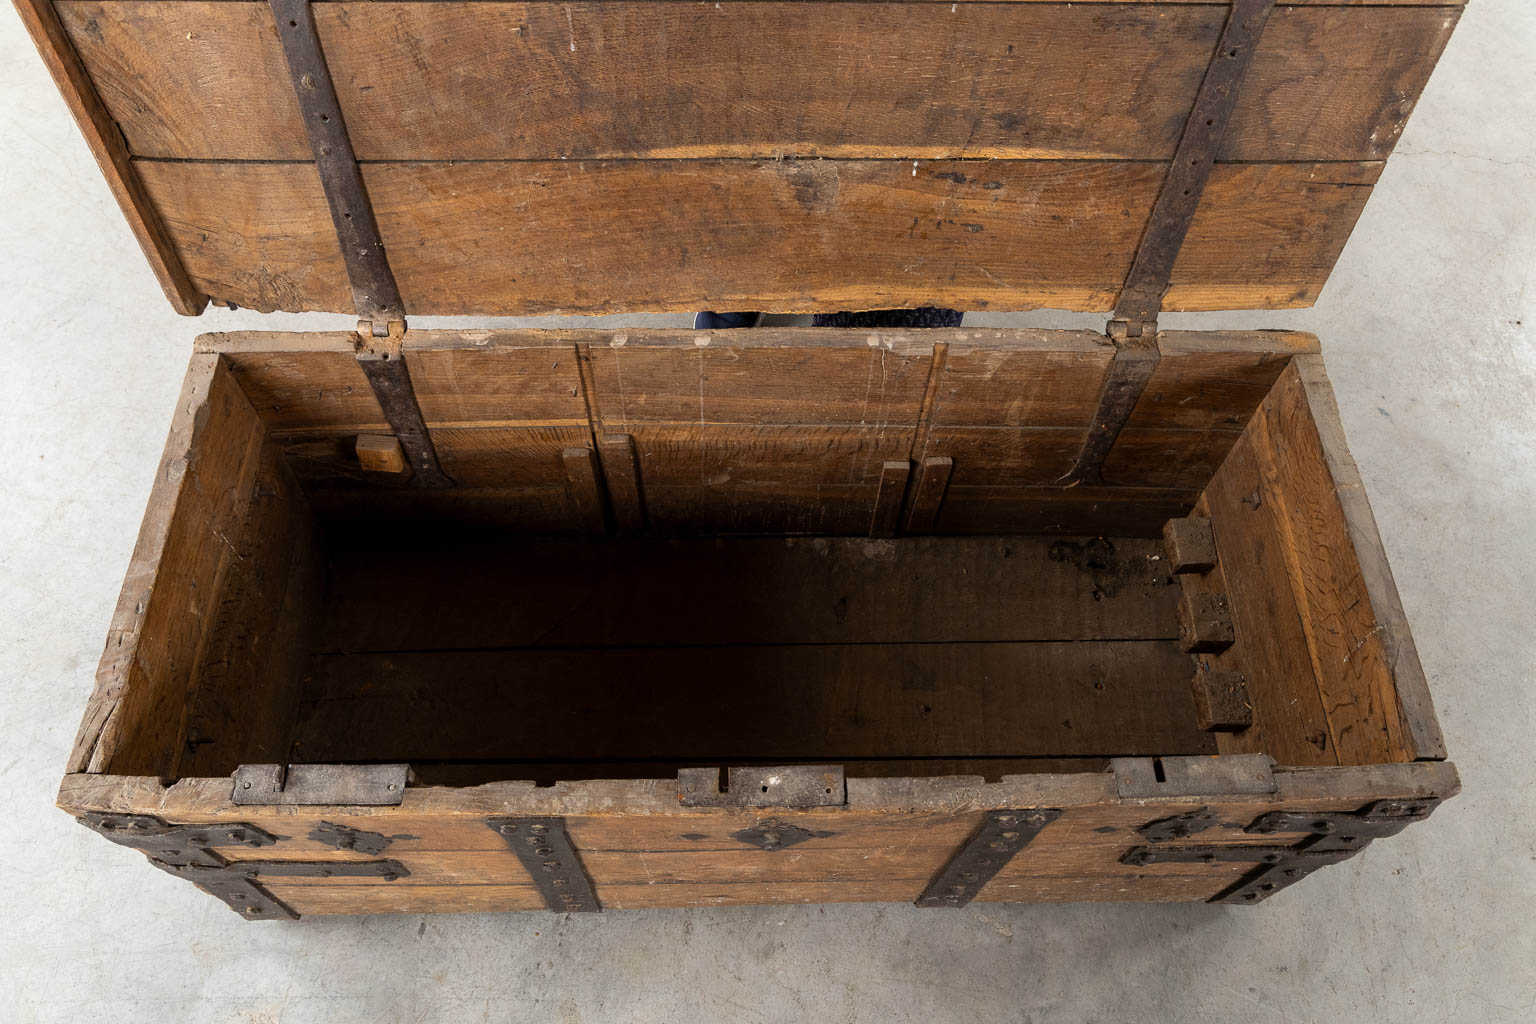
[677, 765, 846, 808]
[1107, 317, 1158, 341]
[79, 812, 408, 920]
[231, 763, 410, 806]
[1120, 798, 1443, 905]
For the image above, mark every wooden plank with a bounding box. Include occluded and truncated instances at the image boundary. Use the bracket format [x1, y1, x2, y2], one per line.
[60, 761, 1460, 915]
[904, 456, 953, 533]
[1243, 360, 1419, 763]
[588, 339, 932, 428]
[1126, 332, 1318, 431]
[313, 535, 1182, 653]
[869, 461, 910, 538]
[932, 342, 1112, 428]
[1164, 161, 1381, 310]
[1287, 356, 1443, 759]
[561, 447, 606, 535]
[134, 158, 1379, 315]
[936, 485, 1197, 538]
[1194, 447, 1339, 767]
[221, 349, 386, 433]
[597, 433, 646, 536]
[624, 423, 919, 534]
[14, 0, 205, 313]
[62, 2, 1456, 163]
[80, 359, 269, 776]
[404, 343, 589, 427]
[176, 443, 320, 777]
[291, 640, 1208, 764]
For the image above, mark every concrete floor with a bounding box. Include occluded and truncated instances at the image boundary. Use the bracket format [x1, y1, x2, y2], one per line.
[2, 2, 1532, 1020]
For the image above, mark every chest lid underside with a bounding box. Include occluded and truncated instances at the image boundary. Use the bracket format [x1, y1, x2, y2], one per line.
[18, 0, 1461, 321]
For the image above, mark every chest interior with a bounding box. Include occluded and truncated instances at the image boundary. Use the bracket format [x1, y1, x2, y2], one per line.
[79, 326, 1437, 788]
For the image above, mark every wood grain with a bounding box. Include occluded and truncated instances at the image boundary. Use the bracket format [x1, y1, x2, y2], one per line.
[291, 640, 1209, 764]
[84, 360, 274, 776]
[61, 2, 1456, 163]
[58, 760, 1462, 915]
[313, 535, 1182, 653]
[14, 0, 205, 313]
[133, 158, 1378, 315]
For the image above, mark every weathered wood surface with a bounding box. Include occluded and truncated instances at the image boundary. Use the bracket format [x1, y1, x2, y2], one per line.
[314, 535, 1182, 652]
[72, 356, 284, 773]
[135, 158, 1381, 315]
[1197, 358, 1427, 766]
[13, 0, 205, 313]
[58, 761, 1459, 914]
[203, 329, 1312, 536]
[61, 3, 1458, 163]
[292, 640, 1208, 764]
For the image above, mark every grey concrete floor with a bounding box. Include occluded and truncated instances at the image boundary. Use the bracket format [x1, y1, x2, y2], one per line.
[2, 2, 1532, 1021]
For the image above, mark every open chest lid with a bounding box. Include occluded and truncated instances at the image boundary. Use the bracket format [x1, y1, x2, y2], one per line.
[19, 0, 1461, 323]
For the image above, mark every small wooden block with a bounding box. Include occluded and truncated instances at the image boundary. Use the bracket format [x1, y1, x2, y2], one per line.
[1191, 670, 1253, 732]
[905, 456, 953, 534]
[1162, 517, 1217, 574]
[870, 461, 911, 538]
[1177, 591, 1235, 653]
[355, 433, 407, 474]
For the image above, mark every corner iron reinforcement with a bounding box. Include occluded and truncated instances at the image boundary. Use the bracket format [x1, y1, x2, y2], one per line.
[79, 811, 409, 920]
[1121, 798, 1442, 904]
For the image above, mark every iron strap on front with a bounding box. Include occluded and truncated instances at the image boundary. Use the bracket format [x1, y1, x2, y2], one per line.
[79, 812, 409, 920]
[915, 808, 1062, 908]
[1064, 0, 1278, 486]
[487, 817, 602, 913]
[267, 0, 452, 488]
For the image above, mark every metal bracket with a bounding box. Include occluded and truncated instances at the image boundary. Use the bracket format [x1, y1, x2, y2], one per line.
[79, 812, 408, 920]
[678, 765, 846, 808]
[308, 821, 409, 856]
[1136, 806, 1229, 844]
[915, 808, 1062, 909]
[232, 763, 409, 806]
[487, 817, 601, 913]
[730, 819, 835, 852]
[1119, 798, 1442, 905]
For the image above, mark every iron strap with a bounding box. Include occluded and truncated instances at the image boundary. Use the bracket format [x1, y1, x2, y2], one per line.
[1119, 798, 1442, 905]
[1065, 0, 1275, 485]
[487, 817, 602, 913]
[915, 808, 1062, 908]
[268, 0, 452, 487]
[268, 0, 402, 323]
[79, 812, 409, 920]
[355, 350, 455, 488]
[1114, 0, 1278, 327]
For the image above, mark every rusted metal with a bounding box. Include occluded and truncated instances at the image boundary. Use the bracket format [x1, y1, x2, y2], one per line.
[1120, 798, 1443, 905]
[487, 817, 601, 913]
[268, 0, 402, 323]
[730, 819, 835, 852]
[232, 763, 410, 806]
[914, 808, 1062, 908]
[79, 812, 408, 920]
[1114, 0, 1279, 328]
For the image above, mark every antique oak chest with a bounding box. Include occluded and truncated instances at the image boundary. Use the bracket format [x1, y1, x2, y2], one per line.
[20, 0, 1462, 918]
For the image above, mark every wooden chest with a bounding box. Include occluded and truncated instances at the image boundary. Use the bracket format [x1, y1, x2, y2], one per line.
[21, 0, 1463, 918]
